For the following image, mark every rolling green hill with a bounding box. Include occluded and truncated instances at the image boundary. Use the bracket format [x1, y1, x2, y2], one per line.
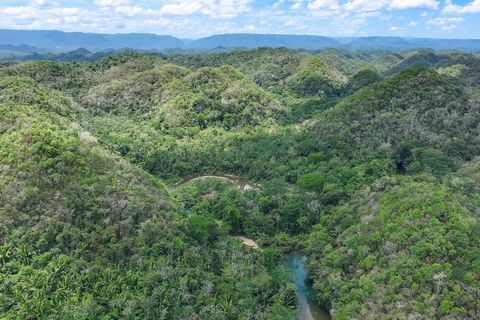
[0, 70, 296, 319]
[1, 48, 479, 319]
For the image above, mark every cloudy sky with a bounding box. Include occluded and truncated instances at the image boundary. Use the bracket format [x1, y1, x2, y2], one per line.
[0, 0, 479, 38]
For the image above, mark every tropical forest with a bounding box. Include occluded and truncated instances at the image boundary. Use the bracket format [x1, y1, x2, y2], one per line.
[0, 46, 479, 320]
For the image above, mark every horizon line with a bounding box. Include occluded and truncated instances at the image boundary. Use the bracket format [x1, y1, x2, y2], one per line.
[1, 28, 480, 41]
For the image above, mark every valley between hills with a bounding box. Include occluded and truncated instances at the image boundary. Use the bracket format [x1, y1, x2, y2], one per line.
[0, 48, 479, 319]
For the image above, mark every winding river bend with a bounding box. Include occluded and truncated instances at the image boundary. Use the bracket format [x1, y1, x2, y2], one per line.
[286, 252, 331, 320]
[177, 176, 329, 320]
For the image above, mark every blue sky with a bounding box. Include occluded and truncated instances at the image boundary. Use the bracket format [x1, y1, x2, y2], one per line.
[0, 1, 479, 38]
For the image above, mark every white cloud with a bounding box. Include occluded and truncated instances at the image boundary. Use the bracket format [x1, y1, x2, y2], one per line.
[159, 0, 251, 18]
[441, 24, 458, 31]
[115, 6, 158, 17]
[210, 0, 252, 17]
[341, 0, 438, 12]
[0, 0, 474, 38]
[426, 16, 464, 25]
[29, 0, 60, 6]
[444, 0, 480, 14]
[358, 11, 381, 17]
[290, 0, 304, 10]
[389, 0, 438, 9]
[426, 16, 464, 33]
[94, 0, 130, 6]
[272, 0, 285, 9]
[307, 0, 339, 10]
[160, 2, 203, 15]
[30, 0, 47, 5]
[47, 7, 84, 15]
[0, 5, 87, 20]
[291, 2, 301, 9]
[342, 0, 386, 12]
[1, 6, 37, 16]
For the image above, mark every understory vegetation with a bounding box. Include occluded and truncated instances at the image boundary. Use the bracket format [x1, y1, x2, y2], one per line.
[0, 48, 479, 319]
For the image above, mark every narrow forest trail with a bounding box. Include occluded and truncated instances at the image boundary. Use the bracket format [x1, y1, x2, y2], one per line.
[168, 174, 260, 191]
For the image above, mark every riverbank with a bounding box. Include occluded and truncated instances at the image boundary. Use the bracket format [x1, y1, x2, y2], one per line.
[286, 252, 331, 320]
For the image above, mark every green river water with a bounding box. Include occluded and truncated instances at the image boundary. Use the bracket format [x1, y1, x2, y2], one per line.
[285, 252, 331, 320]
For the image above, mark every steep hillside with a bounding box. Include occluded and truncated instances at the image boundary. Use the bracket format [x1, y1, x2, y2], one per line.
[386, 50, 480, 75]
[0, 75, 84, 118]
[166, 48, 309, 90]
[83, 62, 189, 114]
[346, 68, 383, 93]
[1, 51, 480, 320]
[284, 57, 347, 98]
[0, 102, 173, 250]
[0, 74, 297, 319]
[155, 65, 283, 131]
[308, 172, 480, 319]
[0, 60, 95, 96]
[305, 67, 479, 176]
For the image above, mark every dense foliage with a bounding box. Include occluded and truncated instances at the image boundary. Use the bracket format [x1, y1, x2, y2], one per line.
[1, 48, 479, 319]
[308, 173, 480, 319]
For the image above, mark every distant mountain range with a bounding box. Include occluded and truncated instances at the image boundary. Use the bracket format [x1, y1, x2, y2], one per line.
[0, 44, 40, 53]
[1, 29, 480, 53]
[190, 34, 339, 49]
[0, 29, 183, 52]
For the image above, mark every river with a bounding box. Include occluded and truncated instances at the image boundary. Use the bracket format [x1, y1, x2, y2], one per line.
[175, 178, 328, 319]
[285, 252, 331, 320]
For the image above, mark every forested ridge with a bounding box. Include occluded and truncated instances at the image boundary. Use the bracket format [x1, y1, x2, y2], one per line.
[0, 48, 479, 319]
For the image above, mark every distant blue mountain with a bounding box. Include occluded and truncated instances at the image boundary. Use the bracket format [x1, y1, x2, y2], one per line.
[188, 33, 339, 49]
[340, 36, 480, 51]
[190, 34, 480, 51]
[0, 29, 184, 51]
[0, 29, 480, 52]
[0, 44, 40, 53]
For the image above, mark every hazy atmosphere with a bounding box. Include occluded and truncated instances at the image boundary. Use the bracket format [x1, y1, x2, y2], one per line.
[0, 0, 480, 38]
